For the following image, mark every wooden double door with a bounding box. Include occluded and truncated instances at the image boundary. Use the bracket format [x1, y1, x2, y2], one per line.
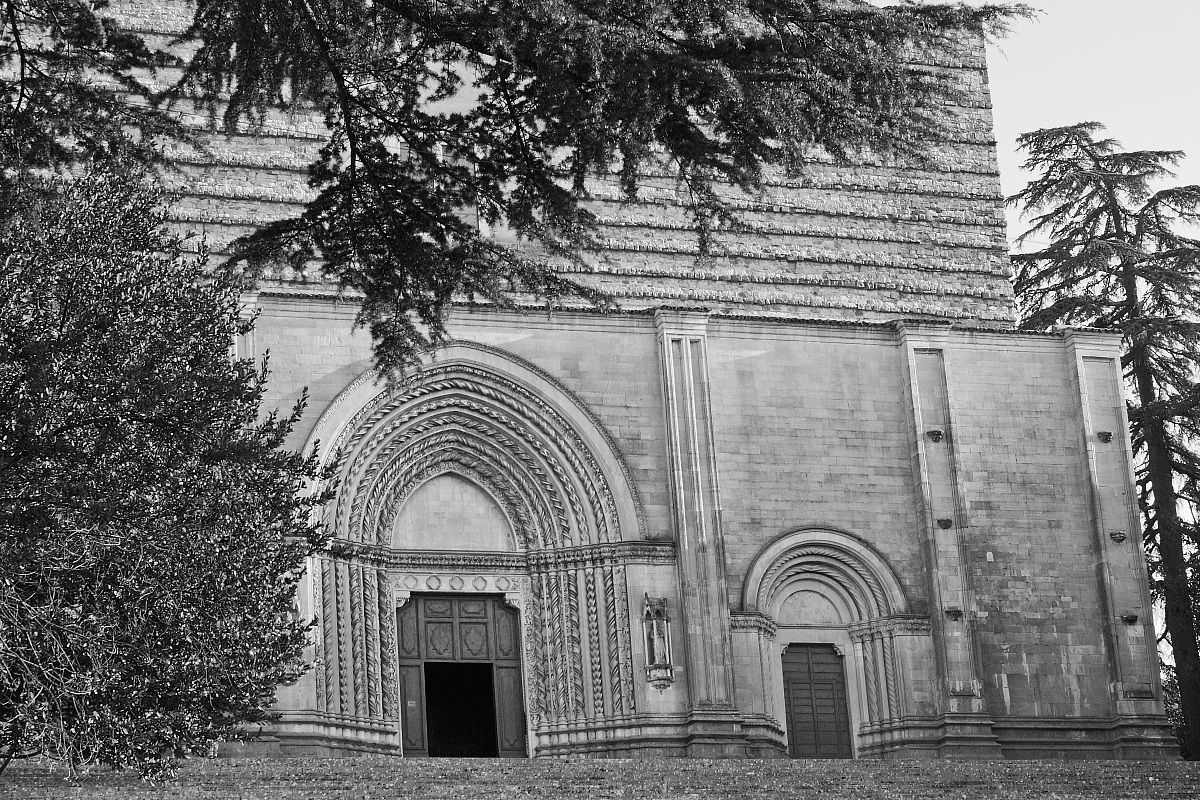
[397, 594, 526, 757]
[782, 643, 853, 758]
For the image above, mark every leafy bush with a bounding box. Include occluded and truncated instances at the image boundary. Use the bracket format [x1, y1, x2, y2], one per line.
[0, 170, 330, 778]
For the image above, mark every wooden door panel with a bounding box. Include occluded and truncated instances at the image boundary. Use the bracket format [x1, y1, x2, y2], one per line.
[494, 604, 519, 660]
[425, 620, 455, 659]
[494, 664, 525, 755]
[459, 621, 491, 659]
[398, 664, 427, 754]
[397, 594, 526, 757]
[424, 597, 454, 617]
[782, 644, 852, 759]
[459, 598, 489, 618]
[398, 602, 420, 658]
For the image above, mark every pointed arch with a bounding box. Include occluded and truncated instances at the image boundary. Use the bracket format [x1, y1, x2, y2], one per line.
[306, 341, 646, 547]
[391, 473, 516, 551]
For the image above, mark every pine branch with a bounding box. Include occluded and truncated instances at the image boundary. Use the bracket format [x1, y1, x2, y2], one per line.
[1010, 121, 1200, 759]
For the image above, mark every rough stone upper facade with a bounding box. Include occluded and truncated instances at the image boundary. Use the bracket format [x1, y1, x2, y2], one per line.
[121, 1, 1173, 759]
[118, 0, 1013, 326]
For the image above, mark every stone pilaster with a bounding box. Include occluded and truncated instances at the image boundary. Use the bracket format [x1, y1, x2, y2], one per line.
[897, 324, 999, 755]
[655, 309, 747, 755]
[234, 290, 259, 360]
[1062, 332, 1161, 715]
[729, 612, 786, 757]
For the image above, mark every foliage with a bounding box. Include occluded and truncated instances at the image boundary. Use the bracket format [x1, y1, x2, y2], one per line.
[2, 0, 1032, 376]
[1162, 663, 1192, 758]
[1009, 121, 1200, 759]
[0, 0, 188, 182]
[0, 170, 331, 779]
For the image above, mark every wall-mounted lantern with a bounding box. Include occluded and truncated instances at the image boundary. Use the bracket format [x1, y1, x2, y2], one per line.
[1120, 613, 1140, 625]
[1097, 431, 1114, 443]
[1109, 530, 1128, 543]
[927, 429, 945, 443]
[642, 595, 674, 691]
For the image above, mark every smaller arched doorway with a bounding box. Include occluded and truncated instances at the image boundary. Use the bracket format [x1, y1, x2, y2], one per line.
[780, 642, 853, 758]
[742, 528, 915, 758]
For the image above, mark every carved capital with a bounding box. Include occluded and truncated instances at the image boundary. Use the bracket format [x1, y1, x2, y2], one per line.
[849, 614, 932, 639]
[729, 611, 778, 638]
[653, 307, 711, 337]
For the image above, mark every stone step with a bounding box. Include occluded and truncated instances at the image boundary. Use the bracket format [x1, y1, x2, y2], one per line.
[4, 754, 1196, 798]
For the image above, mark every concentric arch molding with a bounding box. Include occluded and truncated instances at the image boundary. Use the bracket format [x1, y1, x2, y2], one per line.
[306, 341, 650, 738]
[741, 526, 910, 620]
[303, 340, 647, 543]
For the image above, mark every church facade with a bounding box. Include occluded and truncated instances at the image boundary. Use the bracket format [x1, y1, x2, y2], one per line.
[252, 306, 1172, 759]
[119, 1, 1175, 758]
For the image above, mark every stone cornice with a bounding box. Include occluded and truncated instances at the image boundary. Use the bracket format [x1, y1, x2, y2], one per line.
[329, 540, 677, 572]
[729, 611, 779, 638]
[848, 614, 933, 638]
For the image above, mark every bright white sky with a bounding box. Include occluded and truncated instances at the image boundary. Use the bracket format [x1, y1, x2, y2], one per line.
[980, 0, 1200, 243]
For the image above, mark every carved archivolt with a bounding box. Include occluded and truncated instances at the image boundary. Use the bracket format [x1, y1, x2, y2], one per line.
[307, 344, 648, 738]
[743, 529, 908, 621]
[331, 358, 632, 549]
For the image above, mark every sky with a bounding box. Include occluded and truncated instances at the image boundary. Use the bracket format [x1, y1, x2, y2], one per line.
[979, 0, 1200, 243]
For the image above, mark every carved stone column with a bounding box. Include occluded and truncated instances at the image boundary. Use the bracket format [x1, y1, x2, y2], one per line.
[655, 309, 747, 755]
[308, 555, 401, 752]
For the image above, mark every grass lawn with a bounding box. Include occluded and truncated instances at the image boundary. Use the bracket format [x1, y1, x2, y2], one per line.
[1, 756, 1198, 799]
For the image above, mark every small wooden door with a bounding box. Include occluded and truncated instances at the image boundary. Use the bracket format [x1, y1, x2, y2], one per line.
[397, 594, 526, 757]
[782, 643, 853, 758]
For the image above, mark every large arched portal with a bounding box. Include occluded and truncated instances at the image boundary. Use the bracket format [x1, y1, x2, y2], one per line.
[299, 343, 648, 755]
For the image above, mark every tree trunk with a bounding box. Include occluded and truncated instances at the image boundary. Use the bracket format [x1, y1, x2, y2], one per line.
[1134, 348, 1200, 759]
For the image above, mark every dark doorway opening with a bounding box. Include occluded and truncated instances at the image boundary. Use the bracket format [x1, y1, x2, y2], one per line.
[398, 594, 526, 757]
[424, 661, 499, 757]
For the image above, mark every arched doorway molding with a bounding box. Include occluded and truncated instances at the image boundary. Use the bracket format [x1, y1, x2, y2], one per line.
[741, 526, 908, 618]
[740, 527, 924, 757]
[300, 342, 651, 754]
[304, 340, 646, 544]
